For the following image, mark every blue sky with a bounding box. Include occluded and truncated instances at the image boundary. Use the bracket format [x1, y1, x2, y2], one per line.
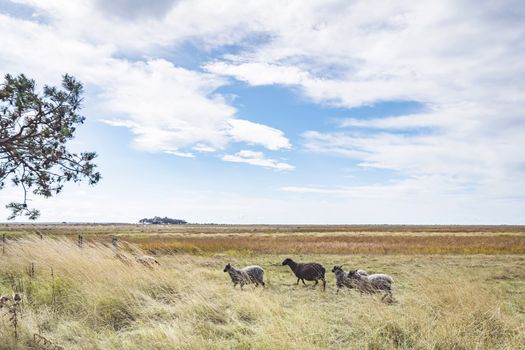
[1, 0, 524, 223]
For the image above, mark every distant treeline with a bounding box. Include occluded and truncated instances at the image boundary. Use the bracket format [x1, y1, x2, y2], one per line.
[139, 217, 187, 225]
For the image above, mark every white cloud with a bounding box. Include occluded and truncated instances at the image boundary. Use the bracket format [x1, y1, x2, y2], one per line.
[206, 62, 311, 86]
[98, 61, 292, 156]
[338, 113, 442, 129]
[221, 150, 294, 171]
[205, 0, 525, 201]
[8, 0, 273, 52]
[97, 59, 234, 153]
[302, 126, 525, 200]
[164, 150, 195, 158]
[0, 8, 291, 165]
[227, 119, 291, 150]
[94, 0, 178, 20]
[282, 175, 476, 199]
[192, 144, 217, 153]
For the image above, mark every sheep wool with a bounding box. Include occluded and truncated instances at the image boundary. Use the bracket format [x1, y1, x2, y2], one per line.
[224, 263, 265, 288]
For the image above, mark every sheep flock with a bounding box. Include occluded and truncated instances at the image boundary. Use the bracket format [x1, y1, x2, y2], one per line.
[223, 257, 395, 302]
[112, 249, 394, 300]
[112, 251, 394, 300]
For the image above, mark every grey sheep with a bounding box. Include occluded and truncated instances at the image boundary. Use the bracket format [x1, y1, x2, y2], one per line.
[223, 263, 265, 289]
[354, 269, 369, 277]
[347, 269, 394, 301]
[282, 258, 326, 291]
[331, 266, 368, 293]
[332, 266, 352, 293]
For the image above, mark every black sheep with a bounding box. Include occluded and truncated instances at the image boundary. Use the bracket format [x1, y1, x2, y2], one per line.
[282, 258, 326, 291]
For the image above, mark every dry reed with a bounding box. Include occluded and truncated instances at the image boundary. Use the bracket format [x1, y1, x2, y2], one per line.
[0, 237, 523, 349]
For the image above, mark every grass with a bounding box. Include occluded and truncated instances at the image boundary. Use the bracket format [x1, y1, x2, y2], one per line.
[3, 224, 525, 255]
[0, 237, 524, 349]
[132, 234, 525, 255]
[2, 223, 525, 237]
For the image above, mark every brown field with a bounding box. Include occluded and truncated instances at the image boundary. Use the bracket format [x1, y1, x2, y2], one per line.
[3, 223, 525, 236]
[1, 224, 524, 349]
[0, 236, 524, 349]
[132, 234, 525, 255]
[2, 223, 525, 255]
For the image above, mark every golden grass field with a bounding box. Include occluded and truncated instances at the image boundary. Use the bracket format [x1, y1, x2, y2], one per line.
[0, 224, 524, 349]
[2, 224, 525, 255]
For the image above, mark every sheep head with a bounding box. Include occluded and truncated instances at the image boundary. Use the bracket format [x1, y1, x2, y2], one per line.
[331, 265, 343, 273]
[223, 263, 231, 272]
[282, 258, 293, 266]
[347, 269, 360, 278]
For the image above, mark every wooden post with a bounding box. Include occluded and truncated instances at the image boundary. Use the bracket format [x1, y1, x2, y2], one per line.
[78, 235, 83, 248]
[112, 236, 118, 249]
[2, 234, 5, 255]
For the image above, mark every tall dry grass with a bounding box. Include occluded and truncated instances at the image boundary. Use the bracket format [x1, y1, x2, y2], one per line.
[3, 223, 524, 237]
[134, 235, 525, 255]
[0, 238, 523, 349]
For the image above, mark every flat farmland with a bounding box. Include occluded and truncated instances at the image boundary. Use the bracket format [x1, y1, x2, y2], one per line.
[2, 224, 525, 255]
[0, 224, 524, 349]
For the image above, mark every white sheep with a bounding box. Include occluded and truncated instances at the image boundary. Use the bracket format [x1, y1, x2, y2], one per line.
[223, 263, 265, 289]
[347, 269, 394, 301]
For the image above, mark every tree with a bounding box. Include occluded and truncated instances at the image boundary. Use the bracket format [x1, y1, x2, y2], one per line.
[0, 74, 101, 220]
[139, 217, 188, 225]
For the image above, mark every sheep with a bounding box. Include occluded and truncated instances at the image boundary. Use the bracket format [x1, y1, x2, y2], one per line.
[0, 295, 10, 308]
[135, 255, 160, 268]
[332, 266, 369, 293]
[223, 263, 265, 289]
[282, 258, 326, 291]
[332, 266, 352, 293]
[347, 269, 394, 301]
[354, 269, 369, 277]
[0, 294, 22, 308]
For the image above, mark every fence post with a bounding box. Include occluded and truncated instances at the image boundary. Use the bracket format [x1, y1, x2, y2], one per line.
[2, 234, 5, 255]
[78, 235, 83, 248]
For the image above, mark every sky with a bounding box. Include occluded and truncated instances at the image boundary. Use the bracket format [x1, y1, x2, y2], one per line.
[1, 0, 524, 224]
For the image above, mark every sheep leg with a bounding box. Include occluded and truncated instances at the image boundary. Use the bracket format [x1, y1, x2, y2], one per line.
[301, 279, 307, 285]
[313, 280, 318, 287]
[322, 278, 326, 291]
[261, 281, 265, 287]
[296, 278, 301, 285]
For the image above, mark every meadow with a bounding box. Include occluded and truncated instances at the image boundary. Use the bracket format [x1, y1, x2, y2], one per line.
[0, 224, 524, 349]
